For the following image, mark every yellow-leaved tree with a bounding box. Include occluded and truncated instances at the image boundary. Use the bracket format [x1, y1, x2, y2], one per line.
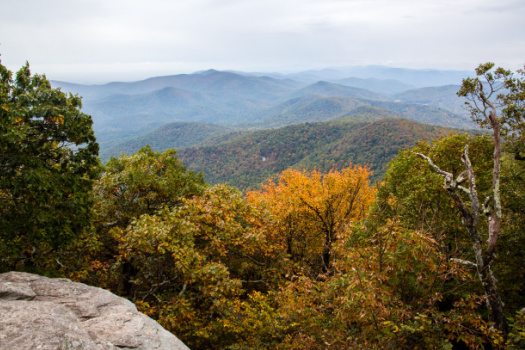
[247, 165, 375, 278]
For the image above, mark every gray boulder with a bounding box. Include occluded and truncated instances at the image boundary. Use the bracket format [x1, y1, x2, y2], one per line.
[0, 271, 190, 350]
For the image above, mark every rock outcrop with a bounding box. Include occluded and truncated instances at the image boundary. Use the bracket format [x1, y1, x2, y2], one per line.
[0, 271, 190, 350]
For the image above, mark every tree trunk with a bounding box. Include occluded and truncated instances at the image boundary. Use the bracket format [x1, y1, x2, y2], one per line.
[416, 143, 508, 335]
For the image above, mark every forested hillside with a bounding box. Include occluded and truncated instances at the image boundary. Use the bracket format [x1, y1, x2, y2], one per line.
[99, 122, 235, 162]
[177, 117, 477, 189]
[4, 61, 524, 350]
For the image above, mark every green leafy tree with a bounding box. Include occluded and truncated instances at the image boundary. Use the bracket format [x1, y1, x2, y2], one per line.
[94, 145, 206, 230]
[381, 134, 494, 257]
[377, 131, 525, 348]
[61, 146, 206, 289]
[413, 63, 525, 336]
[0, 60, 99, 270]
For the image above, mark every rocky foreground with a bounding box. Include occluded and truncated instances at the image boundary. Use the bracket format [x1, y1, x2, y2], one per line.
[0, 271, 189, 350]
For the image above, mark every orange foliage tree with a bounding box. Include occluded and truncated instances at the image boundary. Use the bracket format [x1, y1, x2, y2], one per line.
[247, 165, 375, 278]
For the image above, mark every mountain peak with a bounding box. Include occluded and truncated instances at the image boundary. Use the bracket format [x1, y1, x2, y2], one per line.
[198, 69, 220, 75]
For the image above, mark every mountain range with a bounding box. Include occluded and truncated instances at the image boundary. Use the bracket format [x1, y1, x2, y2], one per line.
[52, 65, 477, 185]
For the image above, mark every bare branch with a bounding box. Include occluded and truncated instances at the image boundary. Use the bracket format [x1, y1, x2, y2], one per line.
[416, 152, 470, 195]
[457, 185, 471, 195]
[461, 145, 480, 228]
[483, 196, 493, 215]
[229, 247, 267, 267]
[240, 279, 266, 284]
[450, 258, 477, 269]
[179, 282, 187, 297]
[456, 170, 468, 185]
[415, 153, 453, 179]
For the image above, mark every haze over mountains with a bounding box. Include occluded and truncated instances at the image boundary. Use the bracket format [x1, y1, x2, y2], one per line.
[51, 65, 477, 185]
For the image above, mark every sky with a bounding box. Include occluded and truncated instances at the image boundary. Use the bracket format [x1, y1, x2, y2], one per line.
[1, 0, 524, 84]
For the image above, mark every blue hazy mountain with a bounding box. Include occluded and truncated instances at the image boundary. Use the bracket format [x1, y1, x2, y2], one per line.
[53, 69, 303, 100]
[290, 81, 391, 101]
[393, 85, 469, 116]
[51, 66, 476, 156]
[281, 66, 472, 87]
[332, 77, 415, 95]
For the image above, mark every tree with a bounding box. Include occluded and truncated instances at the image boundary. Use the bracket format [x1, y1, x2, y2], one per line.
[247, 166, 375, 278]
[415, 63, 525, 335]
[72, 183, 272, 349]
[61, 146, 206, 290]
[93, 145, 206, 230]
[461, 64, 525, 161]
[0, 60, 99, 269]
[381, 134, 494, 258]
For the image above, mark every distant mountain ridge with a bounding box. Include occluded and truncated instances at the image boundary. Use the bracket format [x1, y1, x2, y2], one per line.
[291, 81, 390, 101]
[332, 77, 415, 95]
[51, 66, 476, 159]
[53, 69, 302, 100]
[280, 66, 473, 87]
[393, 85, 468, 116]
[100, 122, 234, 162]
[249, 95, 365, 127]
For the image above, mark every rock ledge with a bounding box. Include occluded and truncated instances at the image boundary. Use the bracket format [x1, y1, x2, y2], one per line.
[0, 271, 189, 350]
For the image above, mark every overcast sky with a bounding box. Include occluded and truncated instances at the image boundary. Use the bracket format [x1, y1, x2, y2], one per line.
[1, 0, 524, 83]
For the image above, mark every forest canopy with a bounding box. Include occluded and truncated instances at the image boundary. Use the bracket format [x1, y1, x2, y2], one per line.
[1, 60, 524, 349]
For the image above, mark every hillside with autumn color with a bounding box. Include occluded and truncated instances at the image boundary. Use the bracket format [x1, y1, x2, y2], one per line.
[176, 117, 478, 189]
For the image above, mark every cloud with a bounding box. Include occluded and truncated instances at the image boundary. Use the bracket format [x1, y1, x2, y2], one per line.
[1, 0, 523, 83]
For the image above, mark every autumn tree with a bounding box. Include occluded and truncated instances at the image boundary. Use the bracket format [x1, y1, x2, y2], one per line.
[88, 184, 273, 349]
[220, 198, 490, 349]
[247, 166, 375, 278]
[0, 60, 99, 270]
